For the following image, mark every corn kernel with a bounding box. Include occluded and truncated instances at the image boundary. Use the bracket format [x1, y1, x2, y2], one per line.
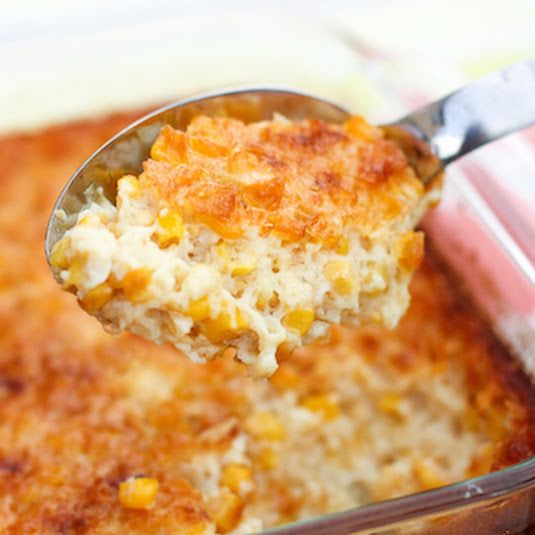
[413, 460, 445, 490]
[117, 175, 141, 197]
[209, 490, 244, 533]
[118, 476, 159, 509]
[63, 254, 87, 288]
[231, 255, 257, 277]
[255, 447, 279, 470]
[120, 268, 153, 303]
[275, 341, 296, 362]
[221, 464, 252, 494]
[379, 192, 402, 220]
[185, 522, 208, 535]
[282, 308, 315, 336]
[378, 393, 404, 418]
[255, 297, 267, 310]
[395, 231, 424, 271]
[336, 236, 350, 255]
[370, 311, 382, 324]
[77, 214, 100, 226]
[196, 212, 243, 240]
[189, 136, 230, 158]
[301, 394, 340, 421]
[201, 308, 248, 343]
[344, 115, 383, 141]
[50, 237, 71, 269]
[245, 411, 285, 441]
[324, 260, 358, 296]
[243, 177, 283, 210]
[79, 283, 113, 313]
[187, 296, 211, 321]
[268, 292, 280, 308]
[151, 125, 188, 165]
[153, 209, 184, 248]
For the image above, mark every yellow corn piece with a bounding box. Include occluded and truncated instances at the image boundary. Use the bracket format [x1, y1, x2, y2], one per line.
[231, 254, 257, 277]
[378, 392, 404, 418]
[336, 236, 350, 255]
[195, 212, 243, 240]
[120, 268, 153, 303]
[395, 231, 424, 271]
[282, 307, 315, 336]
[255, 447, 279, 470]
[118, 476, 159, 509]
[77, 213, 101, 227]
[201, 307, 248, 343]
[185, 523, 208, 535]
[344, 115, 383, 141]
[153, 210, 184, 248]
[209, 490, 244, 533]
[79, 283, 113, 313]
[117, 175, 141, 197]
[269, 293, 280, 307]
[221, 464, 252, 494]
[301, 394, 340, 421]
[187, 296, 211, 321]
[370, 311, 383, 324]
[413, 460, 445, 491]
[151, 125, 188, 165]
[324, 259, 357, 296]
[245, 411, 285, 441]
[49, 237, 71, 270]
[379, 192, 403, 220]
[63, 254, 87, 288]
[255, 297, 267, 310]
[189, 136, 230, 158]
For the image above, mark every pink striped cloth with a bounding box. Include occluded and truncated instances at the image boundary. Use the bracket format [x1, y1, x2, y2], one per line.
[425, 128, 535, 318]
[461, 128, 535, 264]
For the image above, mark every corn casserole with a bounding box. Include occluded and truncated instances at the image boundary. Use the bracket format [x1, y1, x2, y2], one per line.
[50, 114, 440, 377]
[0, 111, 534, 534]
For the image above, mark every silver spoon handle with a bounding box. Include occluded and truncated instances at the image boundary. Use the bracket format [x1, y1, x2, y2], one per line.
[395, 57, 535, 166]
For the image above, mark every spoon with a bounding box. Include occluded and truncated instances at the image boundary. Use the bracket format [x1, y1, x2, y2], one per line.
[45, 57, 535, 267]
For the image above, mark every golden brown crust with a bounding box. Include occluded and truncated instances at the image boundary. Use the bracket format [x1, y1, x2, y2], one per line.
[141, 115, 423, 243]
[0, 111, 534, 533]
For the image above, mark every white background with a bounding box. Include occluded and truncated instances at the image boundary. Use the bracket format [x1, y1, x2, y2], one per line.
[1, 0, 535, 133]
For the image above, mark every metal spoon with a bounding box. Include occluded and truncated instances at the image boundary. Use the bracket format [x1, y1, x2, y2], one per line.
[45, 57, 535, 265]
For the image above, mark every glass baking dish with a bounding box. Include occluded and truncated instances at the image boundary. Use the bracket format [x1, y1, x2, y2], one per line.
[2, 6, 534, 533]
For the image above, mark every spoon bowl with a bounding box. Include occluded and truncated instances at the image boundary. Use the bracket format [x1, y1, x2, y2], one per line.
[45, 57, 535, 266]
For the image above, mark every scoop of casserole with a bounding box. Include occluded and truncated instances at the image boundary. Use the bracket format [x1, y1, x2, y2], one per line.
[51, 114, 440, 377]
